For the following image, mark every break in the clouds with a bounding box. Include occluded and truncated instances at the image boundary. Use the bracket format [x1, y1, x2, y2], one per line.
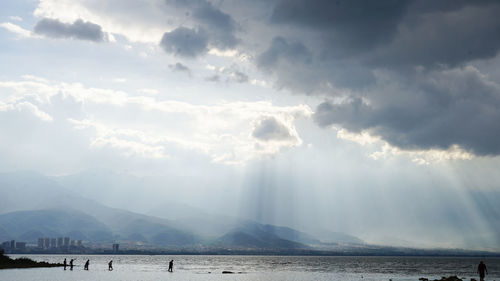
[34, 18, 107, 41]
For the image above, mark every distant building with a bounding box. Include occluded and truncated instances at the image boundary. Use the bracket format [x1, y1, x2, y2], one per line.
[43, 238, 50, 249]
[37, 238, 44, 248]
[1, 241, 10, 249]
[10, 240, 15, 249]
[77, 240, 82, 247]
[50, 238, 56, 248]
[112, 243, 119, 253]
[57, 237, 63, 248]
[70, 240, 75, 246]
[63, 237, 70, 247]
[16, 242, 26, 249]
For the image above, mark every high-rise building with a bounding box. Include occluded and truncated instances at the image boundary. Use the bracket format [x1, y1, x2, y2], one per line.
[50, 238, 56, 248]
[57, 237, 63, 248]
[44, 238, 50, 249]
[37, 238, 44, 248]
[16, 242, 26, 249]
[112, 243, 119, 253]
[77, 240, 82, 247]
[70, 240, 75, 246]
[10, 240, 15, 249]
[1, 241, 10, 249]
[63, 237, 70, 247]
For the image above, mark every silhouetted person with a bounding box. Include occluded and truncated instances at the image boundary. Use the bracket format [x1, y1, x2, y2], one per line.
[63, 258, 67, 270]
[168, 260, 174, 272]
[478, 261, 488, 281]
[69, 259, 75, 270]
[108, 260, 113, 271]
[84, 259, 89, 270]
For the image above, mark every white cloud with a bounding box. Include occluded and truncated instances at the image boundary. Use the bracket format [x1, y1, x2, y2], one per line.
[34, 0, 172, 43]
[1, 75, 311, 165]
[91, 136, 168, 159]
[207, 48, 251, 62]
[337, 128, 380, 146]
[16, 102, 53, 122]
[0, 22, 33, 38]
[370, 143, 474, 165]
[208, 48, 239, 57]
[336, 128, 474, 164]
[0, 101, 15, 111]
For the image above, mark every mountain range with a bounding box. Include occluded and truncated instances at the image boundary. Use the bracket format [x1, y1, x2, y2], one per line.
[0, 171, 363, 250]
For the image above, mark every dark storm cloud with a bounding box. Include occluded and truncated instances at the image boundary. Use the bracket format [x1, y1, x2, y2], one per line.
[160, 27, 208, 58]
[257, 36, 312, 69]
[371, 2, 500, 68]
[256, 36, 333, 93]
[261, 0, 500, 74]
[269, 0, 500, 64]
[252, 117, 294, 142]
[314, 67, 500, 155]
[34, 18, 106, 42]
[188, 0, 238, 48]
[161, 0, 238, 57]
[271, 0, 412, 53]
[254, 0, 500, 155]
[257, 36, 375, 92]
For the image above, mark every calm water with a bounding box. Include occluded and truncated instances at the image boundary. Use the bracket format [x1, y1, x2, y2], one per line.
[1, 255, 499, 281]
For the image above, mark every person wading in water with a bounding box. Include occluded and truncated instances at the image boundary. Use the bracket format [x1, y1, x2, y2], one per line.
[478, 261, 488, 281]
[168, 260, 174, 272]
[84, 259, 89, 270]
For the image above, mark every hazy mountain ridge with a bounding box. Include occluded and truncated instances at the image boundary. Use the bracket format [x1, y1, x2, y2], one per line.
[215, 230, 307, 249]
[0, 209, 113, 242]
[0, 171, 364, 250]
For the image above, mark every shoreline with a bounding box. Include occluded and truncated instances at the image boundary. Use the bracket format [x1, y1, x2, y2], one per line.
[0, 250, 63, 270]
[6, 252, 500, 257]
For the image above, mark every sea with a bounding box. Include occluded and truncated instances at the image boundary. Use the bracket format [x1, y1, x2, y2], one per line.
[1, 255, 499, 281]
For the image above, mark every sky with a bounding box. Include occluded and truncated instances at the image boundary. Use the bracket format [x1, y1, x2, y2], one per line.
[1, 0, 500, 250]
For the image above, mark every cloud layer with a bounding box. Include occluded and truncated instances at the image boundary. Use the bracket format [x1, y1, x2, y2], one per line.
[258, 0, 500, 156]
[0, 75, 311, 165]
[23, 0, 500, 158]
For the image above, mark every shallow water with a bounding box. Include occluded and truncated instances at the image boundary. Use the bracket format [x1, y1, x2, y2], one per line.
[1, 255, 499, 281]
